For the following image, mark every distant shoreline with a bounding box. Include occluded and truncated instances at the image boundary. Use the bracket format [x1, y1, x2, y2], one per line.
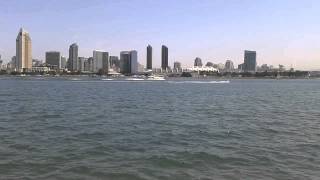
[0, 74, 317, 80]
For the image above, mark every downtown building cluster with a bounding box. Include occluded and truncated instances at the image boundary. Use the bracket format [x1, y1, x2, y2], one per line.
[0, 28, 296, 75]
[4, 28, 173, 75]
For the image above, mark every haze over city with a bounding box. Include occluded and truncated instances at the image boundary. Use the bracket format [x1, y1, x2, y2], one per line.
[1, 0, 320, 70]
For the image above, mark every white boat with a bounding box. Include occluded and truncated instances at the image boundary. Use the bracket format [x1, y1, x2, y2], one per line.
[147, 75, 165, 81]
[101, 78, 114, 81]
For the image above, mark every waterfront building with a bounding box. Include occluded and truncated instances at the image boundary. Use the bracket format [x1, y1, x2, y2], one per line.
[46, 51, 61, 70]
[206, 62, 214, 67]
[32, 59, 42, 67]
[120, 50, 138, 74]
[161, 45, 168, 70]
[259, 64, 270, 72]
[194, 57, 203, 67]
[87, 57, 94, 72]
[16, 28, 32, 72]
[147, 45, 152, 70]
[224, 60, 234, 72]
[238, 63, 244, 71]
[110, 56, 120, 72]
[93, 50, 109, 73]
[187, 66, 219, 72]
[10, 56, 17, 70]
[68, 43, 78, 71]
[78, 57, 88, 72]
[173, 61, 182, 71]
[138, 63, 144, 72]
[83, 59, 90, 72]
[244, 50, 257, 73]
[60, 56, 67, 69]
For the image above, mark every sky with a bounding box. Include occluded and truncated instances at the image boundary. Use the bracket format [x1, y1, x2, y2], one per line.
[1, 0, 320, 70]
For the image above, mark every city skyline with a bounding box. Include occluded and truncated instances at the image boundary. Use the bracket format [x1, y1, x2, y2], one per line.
[1, 0, 320, 70]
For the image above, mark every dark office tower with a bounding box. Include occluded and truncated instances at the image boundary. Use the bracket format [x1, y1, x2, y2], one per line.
[120, 51, 138, 74]
[68, 43, 78, 71]
[146, 45, 152, 70]
[45, 51, 61, 70]
[194, 57, 203, 67]
[120, 52, 131, 74]
[161, 45, 168, 70]
[244, 50, 257, 73]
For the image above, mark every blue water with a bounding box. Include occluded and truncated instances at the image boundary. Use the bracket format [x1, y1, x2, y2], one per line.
[0, 77, 319, 179]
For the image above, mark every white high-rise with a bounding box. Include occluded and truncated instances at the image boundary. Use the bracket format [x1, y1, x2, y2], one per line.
[16, 28, 32, 72]
[93, 50, 109, 73]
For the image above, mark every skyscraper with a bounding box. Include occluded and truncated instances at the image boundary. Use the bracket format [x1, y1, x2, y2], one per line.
[120, 51, 138, 74]
[60, 56, 67, 69]
[78, 57, 88, 72]
[16, 28, 32, 72]
[93, 50, 109, 73]
[161, 45, 168, 70]
[68, 43, 78, 71]
[88, 57, 94, 72]
[244, 50, 257, 73]
[224, 60, 234, 72]
[147, 45, 152, 70]
[46, 51, 61, 69]
[194, 57, 203, 67]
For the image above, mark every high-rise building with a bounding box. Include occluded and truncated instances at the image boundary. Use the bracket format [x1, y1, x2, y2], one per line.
[244, 50, 257, 73]
[194, 57, 203, 67]
[46, 51, 61, 70]
[224, 60, 234, 72]
[161, 45, 168, 70]
[68, 43, 78, 71]
[110, 56, 120, 72]
[11, 56, 17, 70]
[147, 45, 152, 70]
[120, 51, 138, 74]
[60, 56, 67, 69]
[93, 50, 109, 73]
[16, 28, 32, 72]
[78, 57, 88, 72]
[88, 57, 94, 72]
[83, 58, 90, 72]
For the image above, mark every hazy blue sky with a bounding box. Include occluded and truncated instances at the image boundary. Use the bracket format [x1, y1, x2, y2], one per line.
[1, 0, 320, 69]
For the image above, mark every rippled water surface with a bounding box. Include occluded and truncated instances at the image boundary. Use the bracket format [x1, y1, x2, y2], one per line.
[0, 77, 320, 179]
